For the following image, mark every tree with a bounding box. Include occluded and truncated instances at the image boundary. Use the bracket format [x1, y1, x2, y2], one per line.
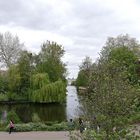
[17, 51, 33, 94]
[80, 56, 92, 72]
[85, 59, 138, 139]
[8, 65, 21, 94]
[38, 41, 67, 82]
[100, 34, 140, 61]
[76, 56, 92, 87]
[0, 32, 23, 67]
[0, 71, 8, 94]
[76, 70, 88, 87]
[108, 47, 139, 84]
[76, 35, 140, 139]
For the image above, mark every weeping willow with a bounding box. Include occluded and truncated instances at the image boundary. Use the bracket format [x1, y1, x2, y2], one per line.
[29, 73, 66, 103]
[30, 73, 50, 90]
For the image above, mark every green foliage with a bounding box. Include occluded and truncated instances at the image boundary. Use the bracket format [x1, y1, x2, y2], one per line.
[8, 65, 21, 93]
[38, 41, 67, 82]
[76, 34, 140, 139]
[85, 60, 138, 138]
[128, 113, 140, 124]
[76, 70, 88, 87]
[17, 51, 33, 94]
[7, 51, 33, 96]
[70, 130, 106, 140]
[5, 122, 69, 132]
[7, 92, 18, 101]
[100, 34, 140, 61]
[108, 47, 139, 84]
[29, 72, 66, 103]
[31, 73, 50, 90]
[32, 113, 41, 122]
[0, 73, 8, 94]
[6, 110, 21, 124]
[0, 40, 67, 104]
[70, 129, 139, 140]
[5, 91, 27, 101]
[0, 94, 8, 101]
[76, 56, 92, 87]
[29, 80, 66, 103]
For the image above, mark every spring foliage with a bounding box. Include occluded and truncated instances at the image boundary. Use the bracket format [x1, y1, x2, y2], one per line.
[0, 34, 67, 103]
[76, 34, 140, 139]
[29, 73, 66, 103]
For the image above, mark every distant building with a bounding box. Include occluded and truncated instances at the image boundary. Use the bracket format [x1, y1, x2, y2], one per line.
[67, 78, 75, 85]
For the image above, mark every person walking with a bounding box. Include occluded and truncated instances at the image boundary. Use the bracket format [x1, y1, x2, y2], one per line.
[9, 120, 14, 134]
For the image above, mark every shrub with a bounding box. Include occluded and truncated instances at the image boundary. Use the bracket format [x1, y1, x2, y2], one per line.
[32, 113, 41, 122]
[128, 113, 140, 124]
[6, 110, 21, 124]
[5, 122, 71, 132]
[0, 94, 8, 101]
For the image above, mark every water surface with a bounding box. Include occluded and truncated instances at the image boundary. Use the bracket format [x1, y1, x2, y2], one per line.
[0, 86, 80, 123]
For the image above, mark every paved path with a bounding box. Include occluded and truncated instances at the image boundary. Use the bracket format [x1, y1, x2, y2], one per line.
[0, 131, 69, 140]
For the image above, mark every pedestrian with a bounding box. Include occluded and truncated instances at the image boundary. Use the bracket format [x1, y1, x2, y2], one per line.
[9, 120, 14, 134]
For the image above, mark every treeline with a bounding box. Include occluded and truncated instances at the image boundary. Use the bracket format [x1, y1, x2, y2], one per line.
[0, 32, 67, 103]
[75, 34, 140, 139]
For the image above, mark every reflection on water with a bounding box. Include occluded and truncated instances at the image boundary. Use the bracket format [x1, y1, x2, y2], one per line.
[0, 86, 80, 122]
[0, 103, 66, 123]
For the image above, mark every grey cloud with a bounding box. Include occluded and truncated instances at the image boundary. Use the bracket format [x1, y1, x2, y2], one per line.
[0, 0, 64, 30]
[0, 0, 139, 78]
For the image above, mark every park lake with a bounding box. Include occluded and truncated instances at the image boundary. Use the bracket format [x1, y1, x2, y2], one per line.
[0, 86, 80, 123]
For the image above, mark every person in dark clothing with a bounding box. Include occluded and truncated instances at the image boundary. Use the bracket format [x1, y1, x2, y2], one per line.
[9, 120, 14, 134]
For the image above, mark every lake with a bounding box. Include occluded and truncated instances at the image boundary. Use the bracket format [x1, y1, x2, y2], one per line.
[0, 86, 80, 123]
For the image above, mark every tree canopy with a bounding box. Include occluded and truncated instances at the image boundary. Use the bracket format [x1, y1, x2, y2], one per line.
[76, 34, 140, 139]
[38, 41, 67, 82]
[0, 32, 23, 67]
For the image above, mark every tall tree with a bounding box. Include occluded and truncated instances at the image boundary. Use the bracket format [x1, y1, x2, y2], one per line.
[79, 35, 140, 139]
[8, 65, 21, 94]
[38, 41, 67, 82]
[108, 47, 139, 84]
[0, 32, 23, 67]
[17, 51, 33, 94]
[76, 56, 92, 87]
[101, 34, 140, 61]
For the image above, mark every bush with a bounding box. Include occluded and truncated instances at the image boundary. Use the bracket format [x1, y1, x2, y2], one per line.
[6, 110, 21, 124]
[32, 113, 41, 122]
[5, 122, 71, 132]
[70, 129, 140, 140]
[0, 94, 8, 101]
[128, 113, 140, 124]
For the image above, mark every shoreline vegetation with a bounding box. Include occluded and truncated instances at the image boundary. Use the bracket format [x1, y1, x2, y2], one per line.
[2, 122, 73, 132]
[0, 33, 67, 104]
[0, 32, 69, 133]
[0, 32, 139, 139]
[73, 34, 140, 139]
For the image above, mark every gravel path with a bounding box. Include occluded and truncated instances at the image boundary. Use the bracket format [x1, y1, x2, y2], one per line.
[0, 131, 69, 140]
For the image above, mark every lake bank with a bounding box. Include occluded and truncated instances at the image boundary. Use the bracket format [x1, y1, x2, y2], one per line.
[0, 86, 81, 123]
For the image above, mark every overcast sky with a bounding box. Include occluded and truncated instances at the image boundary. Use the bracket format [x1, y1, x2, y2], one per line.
[0, 0, 140, 78]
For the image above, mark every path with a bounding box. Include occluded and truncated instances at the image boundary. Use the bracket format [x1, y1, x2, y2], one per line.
[0, 131, 69, 140]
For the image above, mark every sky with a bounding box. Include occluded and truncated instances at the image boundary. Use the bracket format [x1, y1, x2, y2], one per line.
[0, 0, 140, 78]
